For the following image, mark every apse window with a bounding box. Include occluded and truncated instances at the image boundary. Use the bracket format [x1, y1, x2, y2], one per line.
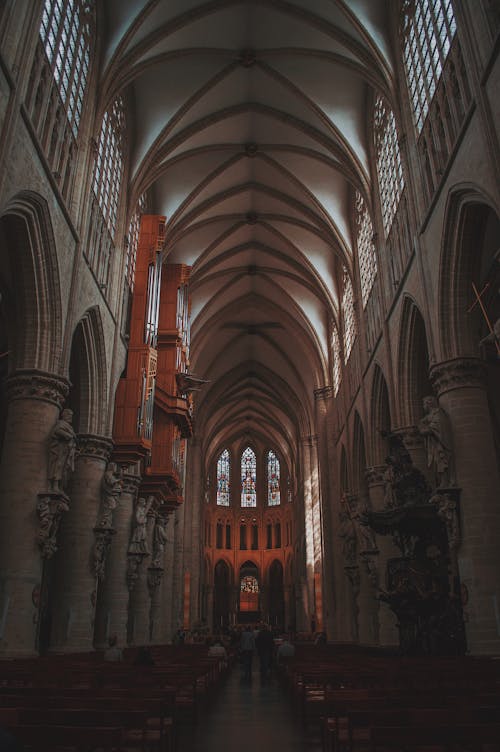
[241, 447, 257, 507]
[402, 0, 457, 133]
[240, 576, 259, 612]
[267, 449, 281, 506]
[216, 449, 230, 506]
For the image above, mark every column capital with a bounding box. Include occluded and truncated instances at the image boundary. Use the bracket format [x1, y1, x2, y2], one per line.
[365, 465, 386, 486]
[301, 434, 318, 447]
[77, 434, 114, 461]
[5, 369, 69, 408]
[314, 385, 334, 401]
[430, 357, 487, 397]
[121, 470, 142, 496]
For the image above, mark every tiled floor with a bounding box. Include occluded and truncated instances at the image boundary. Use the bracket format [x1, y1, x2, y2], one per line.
[177, 664, 322, 752]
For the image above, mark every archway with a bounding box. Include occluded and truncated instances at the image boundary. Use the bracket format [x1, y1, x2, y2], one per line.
[238, 561, 260, 624]
[398, 298, 432, 426]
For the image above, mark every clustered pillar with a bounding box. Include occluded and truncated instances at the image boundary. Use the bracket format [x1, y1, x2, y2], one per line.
[0, 370, 69, 656]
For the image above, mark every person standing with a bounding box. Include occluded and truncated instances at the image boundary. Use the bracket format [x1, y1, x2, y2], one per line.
[255, 623, 274, 680]
[240, 625, 255, 679]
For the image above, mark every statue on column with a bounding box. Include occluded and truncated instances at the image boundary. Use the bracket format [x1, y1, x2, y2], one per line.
[350, 496, 377, 554]
[338, 496, 357, 565]
[48, 408, 77, 492]
[151, 514, 168, 568]
[418, 395, 455, 488]
[128, 496, 153, 555]
[98, 462, 123, 528]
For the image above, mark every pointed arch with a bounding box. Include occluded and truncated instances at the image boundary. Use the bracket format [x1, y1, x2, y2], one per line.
[397, 296, 432, 425]
[68, 306, 108, 435]
[340, 444, 349, 494]
[370, 364, 392, 465]
[439, 186, 500, 359]
[0, 191, 63, 373]
[352, 411, 367, 494]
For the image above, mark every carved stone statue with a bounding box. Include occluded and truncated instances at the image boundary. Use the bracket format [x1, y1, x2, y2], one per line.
[429, 491, 459, 550]
[128, 496, 153, 555]
[338, 497, 357, 565]
[36, 494, 70, 558]
[151, 515, 168, 568]
[382, 456, 398, 508]
[48, 408, 77, 492]
[98, 462, 123, 528]
[350, 497, 377, 554]
[418, 395, 454, 488]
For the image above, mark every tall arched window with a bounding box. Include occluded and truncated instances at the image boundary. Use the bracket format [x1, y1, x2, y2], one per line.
[355, 191, 378, 306]
[39, 0, 93, 138]
[332, 323, 342, 396]
[342, 267, 356, 362]
[267, 450, 281, 506]
[126, 193, 148, 292]
[402, 0, 457, 134]
[217, 449, 230, 506]
[374, 96, 405, 237]
[241, 447, 257, 507]
[92, 97, 126, 238]
[26, 0, 94, 200]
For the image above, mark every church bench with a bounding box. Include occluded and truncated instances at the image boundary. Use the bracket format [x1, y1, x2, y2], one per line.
[5, 723, 125, 751]
[369, 723, 500, 751]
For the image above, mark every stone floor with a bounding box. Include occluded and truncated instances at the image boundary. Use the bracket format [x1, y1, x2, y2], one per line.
[177, 663, 322, 752]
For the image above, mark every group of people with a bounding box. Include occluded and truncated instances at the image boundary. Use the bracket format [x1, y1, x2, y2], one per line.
[236, 624, 295, 680]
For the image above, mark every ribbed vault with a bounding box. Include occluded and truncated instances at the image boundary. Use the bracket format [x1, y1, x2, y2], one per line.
[99, 0, 394, 460]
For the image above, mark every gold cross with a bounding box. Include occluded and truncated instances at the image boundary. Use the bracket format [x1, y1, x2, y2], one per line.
[468, 282, 500, 356]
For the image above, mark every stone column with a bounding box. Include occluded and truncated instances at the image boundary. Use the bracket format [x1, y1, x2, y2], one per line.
[188, 440, 203, 628]
[314, 387, 337, 640]
[365, 466, 399, 647]
[148, 509, 171, 643]
[50, 434, 113, 652]
[431, 358, 500, 654]
[158, 513, 176, 643]
[128, 504, 155, 644]
[93, 467, 140, 649]
[0, 370, 69, 656]
[205, 585, 214, 632]
[347, 493, 379, 646]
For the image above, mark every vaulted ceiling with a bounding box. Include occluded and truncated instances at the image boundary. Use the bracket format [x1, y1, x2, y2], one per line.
[100, 1, 396, 466]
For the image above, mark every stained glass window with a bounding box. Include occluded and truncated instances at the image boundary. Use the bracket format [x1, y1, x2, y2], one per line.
[267, 450, 281, 506]
[332, 323, 342, 396]
[39, 0, 93, 138]
[342, 267, 356, 362]
[241, 447, 257, 507]
[216, 449, 230, 506]
[402, 0, 457, 134]
[240, 575, 259, 593]
[374, 96, 405, 237]
[355, 192, 378, 306]
[92, 96, 125, 237]
[240, 575, 259, 611]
